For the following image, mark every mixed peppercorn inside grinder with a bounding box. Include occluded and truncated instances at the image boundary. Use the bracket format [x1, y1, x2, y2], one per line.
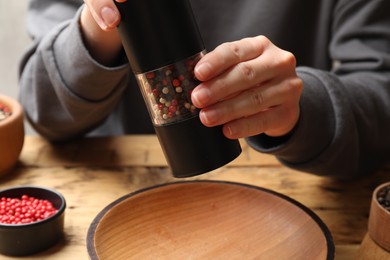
[115, 0, 242, 177]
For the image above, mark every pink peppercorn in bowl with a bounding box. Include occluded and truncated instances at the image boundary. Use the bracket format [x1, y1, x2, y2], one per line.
[0, 186, 66, 256]
[0, 94, 25, 177]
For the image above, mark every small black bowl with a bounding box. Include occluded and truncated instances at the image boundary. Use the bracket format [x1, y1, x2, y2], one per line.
[0, 186, 66, 256]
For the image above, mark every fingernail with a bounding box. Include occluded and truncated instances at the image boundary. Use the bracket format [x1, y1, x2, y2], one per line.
[195, 62, 212, 80]
[101, 7, 119, 28]
[192, 87, 210, 107]
[225, 125, 235, 136]
[200, 110, 217, 125]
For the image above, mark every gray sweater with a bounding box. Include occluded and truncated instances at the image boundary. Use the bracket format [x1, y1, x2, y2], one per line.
[19, 0, 390, 178]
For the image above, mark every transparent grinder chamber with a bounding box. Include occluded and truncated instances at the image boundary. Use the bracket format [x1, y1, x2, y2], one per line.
[137, 53, 202, 126]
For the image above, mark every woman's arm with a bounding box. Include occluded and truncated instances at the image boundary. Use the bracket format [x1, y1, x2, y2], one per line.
[247, 0, 390, 178]
[19, 0, 129, 141]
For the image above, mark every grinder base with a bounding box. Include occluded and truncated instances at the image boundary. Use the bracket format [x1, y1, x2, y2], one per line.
[154, 116, 242, 178]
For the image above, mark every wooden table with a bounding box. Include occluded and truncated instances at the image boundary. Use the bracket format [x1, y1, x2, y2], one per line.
[1, 135, 389, 260]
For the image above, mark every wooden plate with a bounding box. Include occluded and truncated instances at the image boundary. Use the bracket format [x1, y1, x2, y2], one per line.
[87, 181, 334, 260]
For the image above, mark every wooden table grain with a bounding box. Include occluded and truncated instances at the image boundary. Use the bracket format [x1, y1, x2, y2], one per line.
[1, 135, 389, 260]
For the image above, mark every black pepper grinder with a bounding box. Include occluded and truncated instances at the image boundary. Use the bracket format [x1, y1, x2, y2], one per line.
[115, 0, 242, 178]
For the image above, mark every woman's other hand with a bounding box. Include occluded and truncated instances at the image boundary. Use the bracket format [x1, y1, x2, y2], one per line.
[80, 0, 127, 65]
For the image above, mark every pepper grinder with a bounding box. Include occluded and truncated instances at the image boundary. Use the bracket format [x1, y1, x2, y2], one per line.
[115, 0, 242, 178]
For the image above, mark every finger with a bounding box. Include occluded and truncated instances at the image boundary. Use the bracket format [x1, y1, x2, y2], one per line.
[222, 103, 300, 139]
[194, 36, 270, 81]
[198, 77, 302, 127]
[192, 48, 297, 108]
[84, 0, 121, 30]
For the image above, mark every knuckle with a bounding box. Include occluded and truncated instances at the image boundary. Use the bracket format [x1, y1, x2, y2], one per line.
[237, 62, 256, 82]
[226, 41, 243, 61]
[294, 78, 304, 93]
[257, 35, 271, 45]
[285, 77, 304, 96]
[248, 89, 264, 107]
[252, 35, 268, 53]
[280, 51, 297, 68]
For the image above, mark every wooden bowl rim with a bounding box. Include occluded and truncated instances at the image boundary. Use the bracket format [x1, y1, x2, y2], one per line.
[0, 94, 23, 127]
[372, 181, 390, 216]
[87, 180, 335, 259]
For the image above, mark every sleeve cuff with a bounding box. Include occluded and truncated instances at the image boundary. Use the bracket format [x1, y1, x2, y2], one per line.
[246, 67, 336, 165]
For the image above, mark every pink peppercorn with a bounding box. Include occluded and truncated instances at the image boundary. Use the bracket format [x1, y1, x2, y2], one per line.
[178, 74, 185, 81]
[171, 99, 178, 106]
[162, 78, 169, 86]
[169, 105, 177, 113]
[152, 89, 160, 96]
[0, 195, 58, 225]
[0, 102, 12, 121]
[172, 79, 181, 87]
[146, 72, 155, 79]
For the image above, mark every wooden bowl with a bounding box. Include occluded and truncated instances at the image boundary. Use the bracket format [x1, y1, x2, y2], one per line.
[368, 182, 390, 251]
[87, 181, 334, 260]
[0, 94, 24, 177]
[358, 182, 390, 259]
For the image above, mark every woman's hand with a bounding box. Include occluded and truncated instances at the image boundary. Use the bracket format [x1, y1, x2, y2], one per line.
[82, 0, 126, 31]
[80, 0, 127, 65]
[192, 36, 303, 139]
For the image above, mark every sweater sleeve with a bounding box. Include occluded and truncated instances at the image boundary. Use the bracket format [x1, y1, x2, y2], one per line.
[247, 0, 390, 179]
[19, 0, 130, 141]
